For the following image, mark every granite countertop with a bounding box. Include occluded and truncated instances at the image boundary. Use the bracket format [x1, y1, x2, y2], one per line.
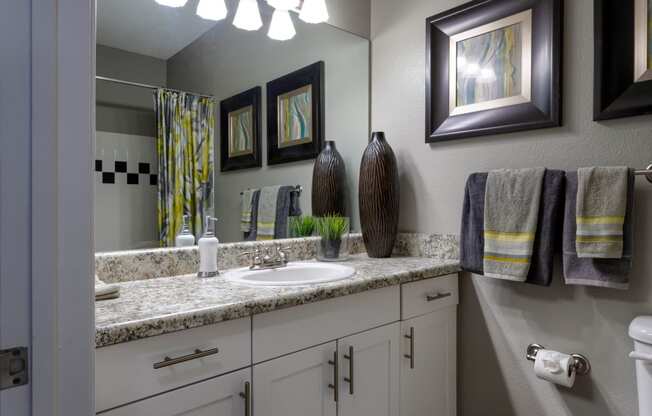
[96, 254, 461, 348]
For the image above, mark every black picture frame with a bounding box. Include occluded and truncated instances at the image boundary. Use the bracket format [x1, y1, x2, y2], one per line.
[267, 61, 325, 165]
[220, 86, 262, 172]
[425, 0, 563, 142]
[594, 0, 652, 121]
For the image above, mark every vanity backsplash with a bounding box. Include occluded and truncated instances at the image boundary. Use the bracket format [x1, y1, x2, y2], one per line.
[95, 233, 459, 284]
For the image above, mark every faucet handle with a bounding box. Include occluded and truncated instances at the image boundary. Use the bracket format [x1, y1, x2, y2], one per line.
[240, 249, 262, 268]
[277, 246, 291, 263]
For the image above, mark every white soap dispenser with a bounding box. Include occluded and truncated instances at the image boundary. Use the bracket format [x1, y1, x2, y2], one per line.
[175, 215, 196, 247]
[198, 216, 219, 278]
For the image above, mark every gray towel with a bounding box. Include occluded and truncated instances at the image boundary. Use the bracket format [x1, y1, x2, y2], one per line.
[256, 186, 282, 240]
[576, 166, 629, 258]
[273, 185, 302, 239]
[460, 170, 564, 286]
[563, 170, 634, 290]
[483, 168, 546, 282]
[95, 275, 120, 301]
[244, 190, 260, 241]
[241, 189, 257, 233]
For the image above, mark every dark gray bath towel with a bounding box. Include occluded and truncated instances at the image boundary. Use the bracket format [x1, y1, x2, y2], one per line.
[244, 190, 261, 241]
[273, 185, 302, 239]
[563, 170, 634, 289]
[460, 170, 565, 286]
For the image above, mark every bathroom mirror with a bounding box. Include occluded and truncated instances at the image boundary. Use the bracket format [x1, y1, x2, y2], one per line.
[94, 0, 370, 251]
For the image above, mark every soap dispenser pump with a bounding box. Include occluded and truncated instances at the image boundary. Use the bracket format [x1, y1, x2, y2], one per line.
[198, 216, 219, 278]
[175, 215, 196, 247]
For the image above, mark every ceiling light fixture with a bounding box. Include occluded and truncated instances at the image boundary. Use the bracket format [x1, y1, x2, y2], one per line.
[299, 0, 329, 23]
[233, 0, 263, 31]
[267, 8, 296, 41]
[196, 0, 228, 21]
[155, 0, 188, 7]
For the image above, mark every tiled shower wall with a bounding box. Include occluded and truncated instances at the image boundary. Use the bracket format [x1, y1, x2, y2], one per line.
[94, 131, 158, 252]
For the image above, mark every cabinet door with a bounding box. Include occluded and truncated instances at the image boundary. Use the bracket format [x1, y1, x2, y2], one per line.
[338, 323, 400, 416]
[100, 368, 250, 416]
[400, 306, 457, 416]
[253, 342, 337, 416]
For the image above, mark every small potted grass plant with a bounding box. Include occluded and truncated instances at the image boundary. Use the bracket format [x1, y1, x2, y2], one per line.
[289, 215, 317, 238]
[316, 215, 349, 261]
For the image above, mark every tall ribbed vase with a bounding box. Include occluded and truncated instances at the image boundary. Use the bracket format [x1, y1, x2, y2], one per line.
[359, 132, 399, 258]
[312, 140, 347, 217]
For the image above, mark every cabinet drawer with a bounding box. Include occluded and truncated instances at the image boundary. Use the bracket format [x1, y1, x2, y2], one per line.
[96, 317, 251, 413]
[401, 274, 458, 320]
[253, 286, 400, 363]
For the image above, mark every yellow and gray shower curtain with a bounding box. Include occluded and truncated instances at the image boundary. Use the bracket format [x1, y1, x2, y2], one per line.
[155, 89, 215, 247]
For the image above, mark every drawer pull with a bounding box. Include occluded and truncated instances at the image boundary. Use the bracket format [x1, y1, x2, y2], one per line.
[239, 381, 251, 416]
[153, 347, 219, 369]
[426, 292, 452, 302]
[343, 346, 354, 395]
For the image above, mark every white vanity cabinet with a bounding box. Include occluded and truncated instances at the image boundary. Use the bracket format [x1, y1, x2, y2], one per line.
[96, 274, 459, 416]
[100, 368, 251, 416]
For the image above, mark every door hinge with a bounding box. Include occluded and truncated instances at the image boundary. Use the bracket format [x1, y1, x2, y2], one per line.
[0, 347, 28, 390]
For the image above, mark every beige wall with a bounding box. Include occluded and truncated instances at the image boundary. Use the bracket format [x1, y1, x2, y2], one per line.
[371, 0, 652, 415]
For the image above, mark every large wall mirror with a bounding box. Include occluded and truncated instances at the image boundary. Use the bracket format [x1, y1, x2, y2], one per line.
[94, 0, 370, 251]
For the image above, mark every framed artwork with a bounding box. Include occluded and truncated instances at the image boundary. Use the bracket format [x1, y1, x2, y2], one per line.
[426, 0, 562, 142]
[267, 61, 324, 165]
[220, 86, 262, 171]
[594, 0, 652, 120]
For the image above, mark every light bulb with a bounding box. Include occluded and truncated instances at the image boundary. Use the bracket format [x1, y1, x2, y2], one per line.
[233, 0, 263, 31]
[299, 0, 329, 23]
[267, 0, 300, 10]
[155, 0, 188, 7]
[268, 9, 296, 41]
[196, 0, 228, 21]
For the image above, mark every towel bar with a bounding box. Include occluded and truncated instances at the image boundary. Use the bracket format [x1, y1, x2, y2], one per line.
[240, 185, 303, 196]
[634, 164, 652, 183]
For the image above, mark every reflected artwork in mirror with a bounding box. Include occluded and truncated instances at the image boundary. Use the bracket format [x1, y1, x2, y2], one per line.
[94, 0, 369, 251]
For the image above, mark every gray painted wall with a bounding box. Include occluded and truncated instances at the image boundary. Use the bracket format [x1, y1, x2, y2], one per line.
[167, 18, 369, 243]
[96, 45, 167, 136]
[371, 0, 652, 415]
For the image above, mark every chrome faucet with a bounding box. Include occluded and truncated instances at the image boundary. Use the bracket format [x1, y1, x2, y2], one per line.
[240, 247, 290, 270]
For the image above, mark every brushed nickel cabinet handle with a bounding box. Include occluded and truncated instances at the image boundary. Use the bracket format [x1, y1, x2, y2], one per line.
[328, 351, 339, 402]
[239, 381, 251, 416]
[404, 327, 415, 369]
[152, 347, 219, 369]
[343, 346, 354, 395]
[426, 292, 452, 302]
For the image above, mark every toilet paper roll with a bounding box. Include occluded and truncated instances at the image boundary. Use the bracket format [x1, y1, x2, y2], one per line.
[533, 349, 576, 388]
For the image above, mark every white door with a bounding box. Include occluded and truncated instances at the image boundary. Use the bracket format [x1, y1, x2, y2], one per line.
[0, 1, 32, 415]
[338, 323, 400, 416]
[101, 368, 251, 416]
[400, 307, 457, 416]
[253, 342, 337, 416]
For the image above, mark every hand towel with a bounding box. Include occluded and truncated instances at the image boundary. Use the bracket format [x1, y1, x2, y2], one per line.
[244, 190, 260, 241]
[256, 185, 282, 241]
[563, 170, 634, 289]
[240, 189, 257, 233]
[460, 170, 564, 286]
[483, 168, 546, 282]
[95, 275, 120, 301]
[576, 166, 629, 258]
[273, 185, 302, 239]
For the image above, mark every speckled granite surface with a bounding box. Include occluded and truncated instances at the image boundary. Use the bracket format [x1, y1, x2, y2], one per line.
[95, 254, 460, 348]
[95, 233, 459, 283]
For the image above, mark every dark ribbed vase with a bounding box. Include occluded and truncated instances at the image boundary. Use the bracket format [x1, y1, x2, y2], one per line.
[312, 140, 347, 217]
[359, 132, 399, 258]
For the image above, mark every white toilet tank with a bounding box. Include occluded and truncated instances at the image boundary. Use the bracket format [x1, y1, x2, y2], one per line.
[630, 316, 652, 415]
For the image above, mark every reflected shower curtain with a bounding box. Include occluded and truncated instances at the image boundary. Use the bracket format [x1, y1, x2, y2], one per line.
[155, 89, 215, 247]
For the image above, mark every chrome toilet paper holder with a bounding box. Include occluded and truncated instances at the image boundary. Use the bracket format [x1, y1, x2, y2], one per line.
[526, 343, 591, 377]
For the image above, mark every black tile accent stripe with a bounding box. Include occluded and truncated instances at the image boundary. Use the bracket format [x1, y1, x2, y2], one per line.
[102, 172, 115, 184]
[95, 160, 103, 172]
[115, 161, 127, 173]
[127, 173, 139, 185]
[138, 162, 150, 174]
[150, 174, 158, 186]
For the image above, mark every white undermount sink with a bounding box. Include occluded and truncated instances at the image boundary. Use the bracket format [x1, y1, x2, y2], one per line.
[223, 262, 356, 286]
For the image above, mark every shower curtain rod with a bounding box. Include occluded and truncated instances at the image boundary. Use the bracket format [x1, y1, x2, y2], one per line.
[96, 76, 215, 100]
